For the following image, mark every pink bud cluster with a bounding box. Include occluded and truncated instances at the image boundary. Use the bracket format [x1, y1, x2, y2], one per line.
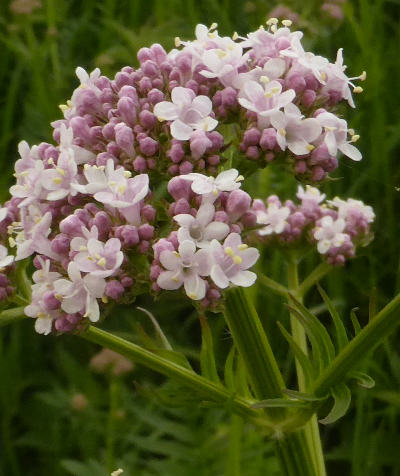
[251, 185, 374, 265]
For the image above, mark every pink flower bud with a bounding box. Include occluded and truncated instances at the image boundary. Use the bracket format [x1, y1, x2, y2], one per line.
[137, 47, 152, 63]
[121, 276, 133, 287]
[243, 127, 261, 146]
[105, 280, 125, 300]
[190, 131, 212, 159]
[139, 110, 156, 129]
[302, 89, 317, 108]
[226, 190, 251, 220]
[51, 234, 70, 254]
[174, 198, 191, 215]
[246, 146, 260, 160]
[133, 155, 147, 172]
[59, 215, 84, 236]
[286, 74, 306, 93]
[147, 88, 164, 104]
[179, 161, 193, 175]
[117, 97, 137, 126]
[220, 87, 237, 107]
[115, 123, 134, 156]
[260, 128, 277, 150]
[138, 224, 154, 240]
[115, 72, 132, 89]
[168, 142, 185, 163]
[142, 60, 158, 77]
[139, 136, 158, 156]
[43, 291, 61, 311]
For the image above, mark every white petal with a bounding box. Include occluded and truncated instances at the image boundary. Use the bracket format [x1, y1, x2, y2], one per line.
[230, 270, 257, 287]
[196, 203, 215, 226]
[183, 273, 206, 300]
[35, 316, 53, 335]
[153, 101, 179, 120]
[203, 221, 229, 241]
[160, 250, 181, 271]
[171, 87, 195, 107]
[157, 270, 183, 290]
[170, 120, 193, 141]
[338, 142, 362, 161]
[210, 264, 229, 289]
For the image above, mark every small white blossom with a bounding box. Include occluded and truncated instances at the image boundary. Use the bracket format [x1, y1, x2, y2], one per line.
[255, 203, 291, 236]
[181, 169, 243, 201]
[313, 215, 348, 254]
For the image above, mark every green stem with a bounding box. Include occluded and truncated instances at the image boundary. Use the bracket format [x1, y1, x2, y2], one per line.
[287, 257, 326, 476]
[0, 307, 26, 327]
[312, 292, 400, 396]
[224, 288, 317, 476]
[105, 377, 118, 472]
[226, 414, 243, 476]
[258, 273, 289, 298]
[81, 326, 260, 422]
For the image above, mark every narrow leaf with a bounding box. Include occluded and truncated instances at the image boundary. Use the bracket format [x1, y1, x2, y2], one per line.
[350, 308, 362, 335]
[152, 349, 194, 371]
[319, 383, 351, 425]
[317, 284, 349, 351]
[277, 321, 315, 384]
[224, 346, 236, 391]
[251, 398, 308, 409]
[349, 371, 375, 389]
[200, 316, 221, 384]
[283, 389, 327, 402]
[369, 288, 377, 322]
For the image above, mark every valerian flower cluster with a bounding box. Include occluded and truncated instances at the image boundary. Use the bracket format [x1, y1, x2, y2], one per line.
[0, 20, 373, 334]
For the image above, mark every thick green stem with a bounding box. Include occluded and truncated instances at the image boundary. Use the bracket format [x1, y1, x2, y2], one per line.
[80, 326, 259, 422]
[287, 258, 326, 476]
[224, 287, 318, 476]
[298, 262, 332, 298]
[0, 307, 26, 327]
[312, 291, 400, 396]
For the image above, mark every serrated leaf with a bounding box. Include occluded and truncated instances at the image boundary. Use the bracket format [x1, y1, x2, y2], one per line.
[199, 316, 221, 384]
[317, 284, 349, 351]
[251, 398, 308, 409]
[277, 321, 315, 385]
[319, 383, 351, 425]
[349, 371, 375, 389]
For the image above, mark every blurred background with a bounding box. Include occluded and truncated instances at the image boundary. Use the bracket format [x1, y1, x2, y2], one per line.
[0, 1, 400, 475]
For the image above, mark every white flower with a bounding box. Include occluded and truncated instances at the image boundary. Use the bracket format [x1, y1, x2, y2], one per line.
[237, 58, 287, 88]
[209, 233, 259, 288]
[41, 148, 79, 201]
[157, 240, 211, 300]
[181, 169, 243, 201]
[329, 197, 375, 223]
[0, 244, 13, 270]
[174, 203, 229, 248]
[59, 124, 96, 165]
[255, 203, 291, 235]
[53, 262, 106, 322]
[271, 104, 322, 155]
[316, 112, 362, 161]
[297, 185, 326, 204]
[153, 87, 218, 140]
[313, 215, 349, 254]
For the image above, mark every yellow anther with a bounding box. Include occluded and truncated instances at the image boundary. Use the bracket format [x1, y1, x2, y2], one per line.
[118, 184, 127, 194]
[210, 22, 218, 30]
[351, 134, 360, 143]
[87, 256, 94, 261]
[306, 144, 315, 152]
[270, 24, 277, 33]
[172, 276, 180, 283]
[52, 177, 62, 184]
[102, 295, 109, 303]
[59, 104, 69, 113]
[266, 17, 278, 25]
[123, 171, 132, 178]
[173, 251, 180, 257]
[55, 294, 63, 300]
[224, 247, 234, 257]
[208, 31, 217, 39]
[175, 37, 181, 47]
[213, 189, 218, 195]
[79, 245, 87, 251]
[84, 163, 90, 169]
[236, 175, 244, 182]
[56, 167, 65, 176]
[232, 32, 239, 40]
[8, 237, 16, 248]
[260, 75, 270, 84]
[320, 71, 327, 81]
[97, 257, 106, 267]
[48, 158, 55, 165]
[279, 128, 286, 136]
[348, 128, 355, 136]
[217, 49, 227, 59]
[109, 181, 117, 187]
[282, 19, 292, 27]
[238, 244, 248, 250]
[359, 71, 367, 81]
[157, 116, 165, 122]
[353, 86, 363, 93]
[233, 255, 242, 265]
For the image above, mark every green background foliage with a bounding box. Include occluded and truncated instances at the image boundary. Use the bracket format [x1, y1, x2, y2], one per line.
[0, 0, 399, 474]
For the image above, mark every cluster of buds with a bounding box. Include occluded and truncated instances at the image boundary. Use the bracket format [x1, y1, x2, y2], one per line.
[251, 185, 374, 265]
[0, 22, 373, 334]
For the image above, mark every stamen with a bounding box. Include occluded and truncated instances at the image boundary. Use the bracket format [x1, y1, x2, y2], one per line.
[233, 255, 242, 265]
[282, 19, 292, 27]
[353, 86, 363, 93]
[238, 244, 248, 251]
[225, 247, 234, 257]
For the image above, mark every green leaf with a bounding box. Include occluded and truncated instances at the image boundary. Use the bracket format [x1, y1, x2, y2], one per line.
[319, 383, 351, 425]
[199, 316, 221, 384]
[283, 389, 327, 402]
[224, 346, 236, 391]
[348, 371, 375, 389]
[152, 349, 194, 371]
[251, 398, 309, 409]
[288, 295, 336, 372]
[350, 308, 362, 335]
[277, 321, 315, 385]
[317, 284, 349, 351]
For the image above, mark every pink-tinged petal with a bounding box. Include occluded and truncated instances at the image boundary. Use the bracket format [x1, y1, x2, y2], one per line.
[320, 216, 333, 227]
[196, 203, 215, 227]
[174, 213, 195, 227]
[104, 238, 121, 255]
[87, 239, 103, 257]
[230, 270, 257, 287]
[114, 251, 124, 270]
[160, 250, 181, 271]
[15, 240, 33, 260]
[53, 278, 74, 296]
[324, 131, 338, 156]
[243, 80, 264, 103]
[199, 70, 217, 79]
[216, 169, 239, 186]
[277, 89, 296, 108]
[194, 248, 211, 276]
[184, 108, 204, 125]
[210, 264, 229, 288]
[203, 221, 230, 241]
[84, 274, 106, 297]
[157, 270, 183, 290]
[196, 117, 218, 132]
[0, 255, 14, 268]
[317, 240, 330, 254]
[202, 50, 221, 73]
[288, 139, 310, 156]
[85, 295, 100, 322]
[0, 208, 8, 222]
[153, 101, 179, 120]
[129, 174, 149, 204]
[240, 248, 260, 268]
[300, 118, 322, 142]
[35, 316, 53, 335]
[62, 294, 85, 314]
[237, 97, 258, 113]
[333, 218, 346, 233]
[171, 87, 195, 107]
[192, 95, 213, 116]
[263, 58, 286, 79]
[224, 233, 242, 249]
[93, 191, 115, 204]
[177, 227, 192, 244]
[48, 189, 70, 201]
[170, 120, 193, 141]
[178, 240, 196, 261]
[68, 262, 82, 282]
[270, 111, 287, 131]
[183, 273, 206, 300]
[191, 178, 213, 195]
[338, 143, 362, 161]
